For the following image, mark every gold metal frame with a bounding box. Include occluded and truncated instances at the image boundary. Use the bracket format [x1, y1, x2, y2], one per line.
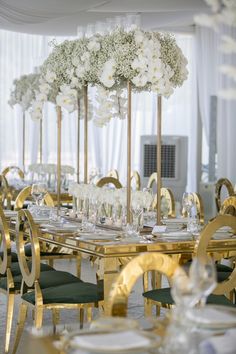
[215, 178, 235, 212]
[156, 95, 162, 225]
[220, 196, 236, 216]
[84, 86, 88, 184]
[14, 185, 54, 211]
[0, 205, 20, 353]
[22, 111, 26, 171]
[195, 214, 236, 296]
[107, 169, 119, 180]
[108, 252, 182, 317]
[127, 81, 132, 223]
[2, 166, 24, 180]
[56, 106, 62, 210]
[0, 174, 12, 209]
[96, 177, 123, 189]
[130, 170, 141, 191]
[12, 209, 102, 354]
[77, 95, 81, 183]
[192, 192, 204, 224]
[39, 118, 43, 164]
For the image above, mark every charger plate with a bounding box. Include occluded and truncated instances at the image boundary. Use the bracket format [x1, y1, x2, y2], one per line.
[186, 305, 236, 329]
[69, 330, 161, 353]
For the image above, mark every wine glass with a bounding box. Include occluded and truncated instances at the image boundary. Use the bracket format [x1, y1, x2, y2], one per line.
[31, 183, 47, 206]
[189, 257, 217, 307]
[182, 192, 193, 217]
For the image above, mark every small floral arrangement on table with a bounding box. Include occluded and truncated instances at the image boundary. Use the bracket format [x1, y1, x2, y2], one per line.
[33, 27, 188, 126]
[195, 0, 236, 99]
[8, 73, 40, 117]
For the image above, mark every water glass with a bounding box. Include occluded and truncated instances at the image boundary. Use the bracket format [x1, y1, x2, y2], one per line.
[189, 257, 217, 306]
[31, 183, 47, 206]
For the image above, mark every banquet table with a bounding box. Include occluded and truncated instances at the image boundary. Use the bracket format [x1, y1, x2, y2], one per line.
[32, 222, 236, 315]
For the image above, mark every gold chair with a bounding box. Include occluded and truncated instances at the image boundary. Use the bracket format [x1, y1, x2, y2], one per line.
[12, 210, 103, 354]
[0, 174, 12, 209]
[108, 253, 182, 317]
[96, 177, 122, 189]
[215, 178, 235, 212]
[2, 166, 24, 180]
[107, 169, 119, 180]
[0, 205, 55, 353]
[195, 214, 236, 302]
[220, 196, 236, 216]
[14, 185, 54, 211]
[143, 215, 236, 314]
[130, 170, 141, 191]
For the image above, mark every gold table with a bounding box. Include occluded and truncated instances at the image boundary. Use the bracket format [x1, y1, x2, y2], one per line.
[37, 229, 236, 314]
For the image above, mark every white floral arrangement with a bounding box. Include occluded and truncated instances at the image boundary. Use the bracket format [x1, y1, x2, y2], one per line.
[28, 163, 75, 175]
[33, 27, 188, 125]
[8, 73, 40, 115]
[195, 0, 236, 99]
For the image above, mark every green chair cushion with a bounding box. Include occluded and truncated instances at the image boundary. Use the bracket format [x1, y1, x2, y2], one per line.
[22, 282, 103, 305]
[143, 288, 235, 307]
[0, 270, 82, 291]
[0, 252, 18, 262]
[217, 272, 231, 283]
[8, 262, 53, 277]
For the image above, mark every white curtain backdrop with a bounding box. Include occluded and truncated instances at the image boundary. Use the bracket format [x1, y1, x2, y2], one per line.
[196, 26, 236, 184]
[0, 29, 197, 195]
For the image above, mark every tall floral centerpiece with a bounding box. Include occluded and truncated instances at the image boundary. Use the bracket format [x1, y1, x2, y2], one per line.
[9, 73, 40, 169]
[92, 27, 188, 223]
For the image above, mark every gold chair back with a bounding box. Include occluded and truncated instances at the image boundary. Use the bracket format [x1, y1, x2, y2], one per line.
[108, 253, 183, 317]
[0, 205, 12, 275]
[96, 177, 122, 189]
[195, 214, 236, 295]
[0, 174, 11, 209]
[147, 172, 157, 189]
[14, 185, 54, 210]
[2, 166, 24, 180]
[220, 196, 236, 216]
[107, 169, 119, 180]
[130, 171, 141, 191]
[215, 178, 235, 212]
[16, 209, 41, 287]
[192, 192, 204, 224]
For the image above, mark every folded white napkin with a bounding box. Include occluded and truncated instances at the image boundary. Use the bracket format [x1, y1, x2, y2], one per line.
[71, 330, 151, 351]
[199, 329, 236, 354]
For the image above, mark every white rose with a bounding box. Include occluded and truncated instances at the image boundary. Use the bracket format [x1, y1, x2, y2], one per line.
[56, 93, 75, 113]
[70, 77, 81, 89]
[81, 52, 90, 62]
[45, 71, 56, 83]
[87, 40, 100, 52]
[76, 66, 86, 78]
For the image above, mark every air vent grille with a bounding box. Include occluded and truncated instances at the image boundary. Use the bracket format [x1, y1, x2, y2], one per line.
[143, 144, 176, 178]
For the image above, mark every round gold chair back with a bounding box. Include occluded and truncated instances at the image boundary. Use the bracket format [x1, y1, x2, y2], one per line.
[14, 186, 54, 211]
[151, 187, 175, 217]
[0, 174, 11, 209]
[96, 177, 122, 189]
[147, 172, 157, 189]
[108, 253, 183, 317]
[196, 214, 236, 295]
[107, 170, 119, 180]
[130, 171, 141, 191]
[2, 166, 24, 180]
[192, 192, 204, 224]
[220, 196, 236, 216]
[0, 205, 12, 275]
[16, 209, 41, 287]
[215, 178, 235, 212]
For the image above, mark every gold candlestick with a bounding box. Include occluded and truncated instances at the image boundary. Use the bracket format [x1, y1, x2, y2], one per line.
[156, 95, 162, 225]
[84, 86, 88, 184]
[77, 95, 80, 184]
[39, 118, 43, 164]
[127, 81, 132, 223]
[22, 111, 26, 171]
[56, 106, 62, 211]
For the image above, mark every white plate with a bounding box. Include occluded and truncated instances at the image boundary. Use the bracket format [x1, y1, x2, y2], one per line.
[187, 305, 236, 329]
[70, 330, 161, 353]
[4, 210, 18, 218]
[157, 231, 193, 241]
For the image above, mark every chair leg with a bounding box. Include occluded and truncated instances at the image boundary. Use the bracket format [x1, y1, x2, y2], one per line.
[87, 307, 92, 322]
[144, 299, 152, 317]
[79, 308, 84, 329]
[52, 309, 60, 334]
[76, 255, 81, 278]
[12, 303, 28, 354]
[34, 306, 43, 329]
[48, 259, 54, 268]
[5, 292, 15, 353]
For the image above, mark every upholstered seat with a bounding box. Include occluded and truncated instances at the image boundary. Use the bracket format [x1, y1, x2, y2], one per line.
[2, 261, 53, 277]
[22, 281, 102, 305]
[143, 287, 235, 308]
[0, 270, 82, 291]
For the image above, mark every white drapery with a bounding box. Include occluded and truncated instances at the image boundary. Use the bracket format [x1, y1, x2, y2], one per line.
[0, 29, 197, 193]
[196, 26, 236, 183]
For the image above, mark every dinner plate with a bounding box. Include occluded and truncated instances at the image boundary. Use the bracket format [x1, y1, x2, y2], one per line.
[3, 210, 18, 218]
[157, 231, 193, 241]
[186, 305, 236, 329]
[69, 330, 161, 353]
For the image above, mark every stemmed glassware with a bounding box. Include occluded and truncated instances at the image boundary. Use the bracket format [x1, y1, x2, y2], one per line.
[182, 192, 194, 232]
[31, 183, 47, 206]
